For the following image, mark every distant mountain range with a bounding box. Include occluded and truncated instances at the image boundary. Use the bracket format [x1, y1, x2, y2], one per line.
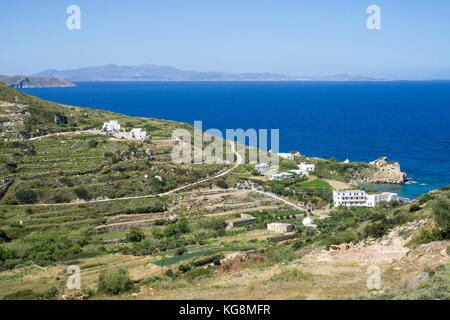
[0, 75, 75, 88]
[33, 64, 387, 82]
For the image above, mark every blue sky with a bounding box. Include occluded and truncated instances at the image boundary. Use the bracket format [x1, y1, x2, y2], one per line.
[1, 0, 449, 78]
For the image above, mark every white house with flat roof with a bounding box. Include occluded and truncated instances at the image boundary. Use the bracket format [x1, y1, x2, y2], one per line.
[366, 192, 400, 207]
[333, 190, 400, 207]
[102, 120, 121, 132]
[299, 162, 315, 172]
[289, 169, 306, 177]
[278, 153, 295, 161]
[271, 172, 294, 180]
[131, 128, 148, 140]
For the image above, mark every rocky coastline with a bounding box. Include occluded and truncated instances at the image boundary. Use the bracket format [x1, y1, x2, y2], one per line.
[350, 156, 408, 185]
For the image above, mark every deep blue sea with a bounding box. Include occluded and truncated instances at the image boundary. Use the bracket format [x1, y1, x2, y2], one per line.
[21, 81, 450, 199]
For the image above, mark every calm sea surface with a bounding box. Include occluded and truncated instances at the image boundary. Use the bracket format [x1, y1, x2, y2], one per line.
[21, 81, 450, 199]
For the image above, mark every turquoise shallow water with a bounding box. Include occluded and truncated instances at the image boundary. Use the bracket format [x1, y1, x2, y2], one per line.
[21, 81, 450, 199]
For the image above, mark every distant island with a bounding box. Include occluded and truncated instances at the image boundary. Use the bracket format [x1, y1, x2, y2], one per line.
[0, 75, 76, 88]
[33, 64, 389, 82]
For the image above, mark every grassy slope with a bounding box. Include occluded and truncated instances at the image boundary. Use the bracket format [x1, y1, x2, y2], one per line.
[0, 83, 448, 300]
[0, 82, 192, 139]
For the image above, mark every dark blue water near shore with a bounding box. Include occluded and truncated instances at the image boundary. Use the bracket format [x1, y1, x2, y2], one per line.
[21, 81, 450, 199]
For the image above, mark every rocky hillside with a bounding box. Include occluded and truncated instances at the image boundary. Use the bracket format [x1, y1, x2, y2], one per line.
[0, 84, 447, 301]
[0, 82, 191, 140]
[0, 75, 75, 88]
[306, 156, 407, 186]
[350, 157, 407, 184]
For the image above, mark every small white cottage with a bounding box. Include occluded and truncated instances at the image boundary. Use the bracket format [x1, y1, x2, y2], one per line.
[102, 120, 121, 132]
[299, 162, 315, 172]
[131, 128, 147, 140]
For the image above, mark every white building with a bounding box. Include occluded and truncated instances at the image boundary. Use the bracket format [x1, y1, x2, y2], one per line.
[254, 163, 270, 173]
[289, 169, 306, 177]
[302, 216, 317, 229]
[267, 223, 294, 233]
[131, 128, 148, 140]
[102, 120, 121, 132]
[278, 153, 295, 161]
[366, 192, 400, 207]
[299, 162, 315, 172]
[333, 190, 400, 207]
[343, 159, 350, 164]
[271, 172, 294, 180]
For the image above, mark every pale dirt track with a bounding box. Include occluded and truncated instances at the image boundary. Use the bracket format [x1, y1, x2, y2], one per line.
[9, 140, 244, 207]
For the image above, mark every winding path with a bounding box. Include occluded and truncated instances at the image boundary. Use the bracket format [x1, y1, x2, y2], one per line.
[252, 190, 306, 212]
[8, 138, 308, 213]
[11, 140, 243, 207]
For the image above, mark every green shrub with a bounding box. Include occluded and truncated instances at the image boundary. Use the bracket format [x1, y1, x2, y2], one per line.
[59, 177, 74, 187]
[175, 247, 186, 256]
[52, 193, 70, 203]
[216, 179, 228, 189]
[139, 275, 168, 285]
[15, 189, 37, 204]
[178, 264, 191, 273]
[21, 233, 82, 266]
[411, 228, 444, 245]
[164, 269, 176, 279]
[409, 203, 421, 212]
[184, 267, 213, 280]
[126, 227, 145, 243]
[417, 193, 435, 205]
[5, 162, 18, 173]
[321, 229, 360, 249]
[152, 228, 164, 239]
[432, 199, 450, 236]
[74, 187, 90, 200]
[291, 239, 306, 250]
[88, 140, 98, 148]
[192, 254, 224, 267]
[0, 229, 11, 243]
[97, 268, 135, 295]
[42, 287, 59, 299]
[363, 222, 388, 239]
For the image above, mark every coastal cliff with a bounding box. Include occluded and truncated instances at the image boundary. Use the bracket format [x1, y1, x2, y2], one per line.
[349, 157, 407, 184]
[0, 75, 76, 88]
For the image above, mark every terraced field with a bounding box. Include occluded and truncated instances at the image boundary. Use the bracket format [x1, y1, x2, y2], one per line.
[1, 83, 448, 301]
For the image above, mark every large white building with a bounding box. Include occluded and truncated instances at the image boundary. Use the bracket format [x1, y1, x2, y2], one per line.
[333, 190, 400, 207]
[299, 162, 315, 172]
[131, 128, 148, 140]
[102, 120, 121, 132]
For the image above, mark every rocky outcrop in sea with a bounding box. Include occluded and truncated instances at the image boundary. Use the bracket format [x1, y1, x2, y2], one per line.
[351, 156, 408, 184]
